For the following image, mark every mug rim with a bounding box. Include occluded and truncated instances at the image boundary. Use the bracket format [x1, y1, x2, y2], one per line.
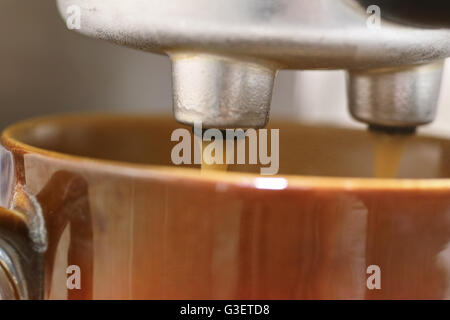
[2, 112, 450, 191]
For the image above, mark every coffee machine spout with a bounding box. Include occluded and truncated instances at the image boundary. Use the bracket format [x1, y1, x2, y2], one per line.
[171, 53, 277, 129]
[56, 0, 450, 130]
[347, 61, 445, 131]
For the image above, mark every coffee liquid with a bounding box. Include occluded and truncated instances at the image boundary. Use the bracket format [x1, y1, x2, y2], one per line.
[201, 139, 229, 171]
[198, 125, 411, 178]
[371, 131, 410, 178]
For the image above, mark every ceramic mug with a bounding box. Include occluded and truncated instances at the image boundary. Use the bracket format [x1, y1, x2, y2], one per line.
[0, 114, 450, 299]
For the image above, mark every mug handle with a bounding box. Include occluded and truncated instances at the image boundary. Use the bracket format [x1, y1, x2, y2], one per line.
[0, 170, 93, 300]
[0, 207, 44, 299]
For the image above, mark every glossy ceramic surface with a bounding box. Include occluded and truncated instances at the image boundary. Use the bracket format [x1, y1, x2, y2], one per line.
[1, 114, 450, 299]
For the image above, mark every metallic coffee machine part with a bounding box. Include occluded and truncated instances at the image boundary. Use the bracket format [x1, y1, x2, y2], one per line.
[57, 0, 450, 130]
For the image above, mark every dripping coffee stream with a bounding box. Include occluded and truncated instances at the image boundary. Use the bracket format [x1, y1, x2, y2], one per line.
[201, 139, 229, 172]
[197, 124, 414, 178]
[369, 125, 415, 178]
[197, 129, 230, 172]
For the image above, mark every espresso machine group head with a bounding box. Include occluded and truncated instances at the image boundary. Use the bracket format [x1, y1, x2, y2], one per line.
[57, 0, 450, 131]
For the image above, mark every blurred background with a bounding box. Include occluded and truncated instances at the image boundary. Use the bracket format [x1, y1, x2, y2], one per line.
[2, 0, 450, 135]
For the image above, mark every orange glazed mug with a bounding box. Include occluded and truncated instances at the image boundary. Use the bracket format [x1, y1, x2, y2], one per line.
[1, 114, 450, 299]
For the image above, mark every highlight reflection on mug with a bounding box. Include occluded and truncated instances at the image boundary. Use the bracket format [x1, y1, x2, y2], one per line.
[171, 122, 280, 175]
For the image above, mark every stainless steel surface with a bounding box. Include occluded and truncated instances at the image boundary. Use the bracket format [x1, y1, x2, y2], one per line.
[56, 0, 450, 128]
[0, 238, 26, 299]
[0, 207, 47, 300]
[348, 61, 444, 128]
[56, 0, 450, 69]
[172, 53, 276, 128]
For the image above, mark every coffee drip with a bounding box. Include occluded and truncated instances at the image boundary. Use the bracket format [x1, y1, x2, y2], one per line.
[371, 132, 410, 178]
[201, 139, 229, 172]
[369, 126, 414, 178]
[199, 126, 412, 179]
